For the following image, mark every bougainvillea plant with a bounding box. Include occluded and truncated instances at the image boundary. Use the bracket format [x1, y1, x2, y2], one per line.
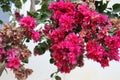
[0, 0, 120, 80]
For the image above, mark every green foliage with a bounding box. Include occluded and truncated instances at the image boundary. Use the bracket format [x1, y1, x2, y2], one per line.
[49, 58, 54, 64]
[0, 0, 22, 12]
[0, 20, 3, 24]
[25, 37, 31, 43]
[27, 11, 39, 18]
[109, 28, 118, 36]
[35, 0, 40, 5]
[55, 76, 61, 80]
[105, 11, 120, 18]
[105, 3, 120, 19]
[95, 1, 120, 19]
[22, 59, 29, 63]
[47, 38, 52, 46]
[37, 1, 51, 23]
[50, 73, 54, 77]
[95, 1, 109, 13]
[34, 41, 48, 55]
[113, 4, 120, 12]
[27, 1, 51, 24]
[0, 0, 11, 12]
[4, 44, 12, 51]
[34, 37, 52, 55]
[22, 0, 27, 4]
[50, 71, 61, 80]
[11, 0, 22, 9]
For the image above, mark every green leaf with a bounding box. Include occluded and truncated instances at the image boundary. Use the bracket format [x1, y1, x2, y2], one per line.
[1, 4, 11, 12]
[0, 0, 11, 12]
[71, 0, 75, 2]
[40, 2, 49, 12]
[36, 1, 51, 24]
[55, 76, 61, 80]
[50, 73, 54, 78]
[0, 20, 3, 24]
[105, 11, 114, 18]
[27, 11, 39, 18]
[49, 58, 54, 64]
[11, 0, 22, 9]
[34, 42, 48, 55]
[5, 45, 12, 51]
[35, 0, 40, 5]
[39, 42, 47, 48]
[113, 4, 120, 12]
[26, 37, 31, 42]
[47, 38, 52, 46]
[108, 28, 117, 36]
[40, 2, 51, 14]
[22, 59, 29, 63]
[95, 1, 109, 13]
[37, 13, 49, 23]
[105, 46, 110, 52]
[22, 0, 27, 3]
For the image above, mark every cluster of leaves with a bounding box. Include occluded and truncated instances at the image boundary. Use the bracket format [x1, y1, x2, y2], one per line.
[50, 70, 61, 80]
[0, 0, 27, 12]
[27, 1, 52, 24]
[95, 1, 120, 18]
[0, 0, 27, 24]
[106, 3, 120, 18]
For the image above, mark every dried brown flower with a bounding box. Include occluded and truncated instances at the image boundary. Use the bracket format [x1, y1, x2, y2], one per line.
[13, 65, 33, 80]
[111, 18, 120, 29]
[0, 23, 25, 46]
[13, 45, 31, 61]
[34, 47, 41, 56]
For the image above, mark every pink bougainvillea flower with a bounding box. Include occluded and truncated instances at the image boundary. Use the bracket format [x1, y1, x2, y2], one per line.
[53, 11, 63, 22]
[20, 16, 37, 29]
[78, 4, 88, 12]
[31, 31, 41, 42]
[86, 41, 109, 67]
[96, 14, 108, 23]
[66, 33, 81, 44]
[104, 36, 120, 49]
[7, 57, 20, 69]
[42, 24, 54, 35]
[59, 14, 74, 31]
[48, 2, 62, 12]
[51, 38, 84, 73]
[104, 36, 120, 61]
[48, 28, 65, 43]
[49, 0, 75, 13]
[115, 30, 120, 39]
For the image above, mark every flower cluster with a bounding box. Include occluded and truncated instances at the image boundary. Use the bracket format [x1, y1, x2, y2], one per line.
[0, 0, 120, 80]
[20, 16, 41, 42]
[51, 33, 84, 73]
[86, 41, 109, 67]
[42, 0, 120, 73]
[0, 23, 33, 80]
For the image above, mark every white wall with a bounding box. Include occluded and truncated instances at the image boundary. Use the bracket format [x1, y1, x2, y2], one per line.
[0, 0, 120, 80]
